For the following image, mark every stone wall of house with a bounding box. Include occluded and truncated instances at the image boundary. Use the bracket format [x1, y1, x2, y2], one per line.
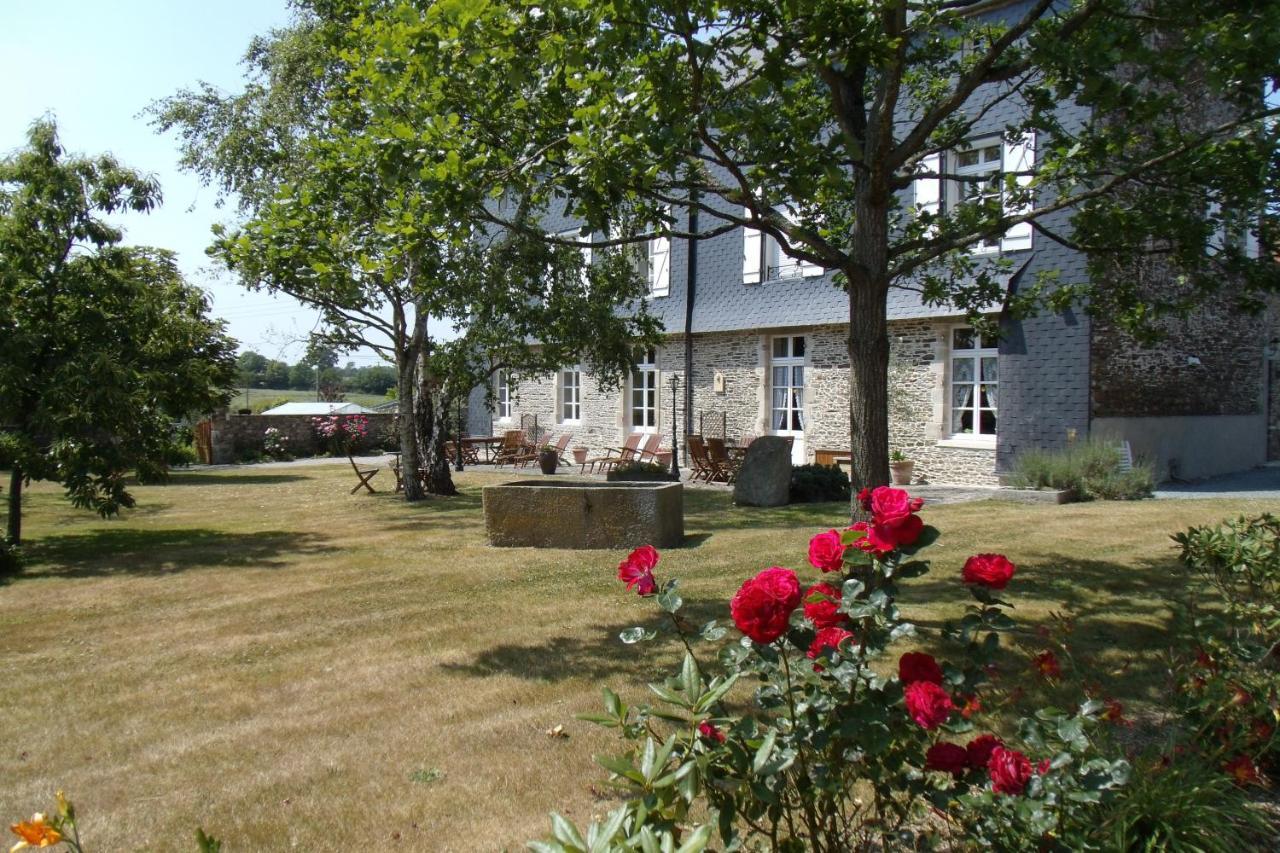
[498, 322, 1001, 485]
[1268, 300, 1280, 462]
[207, 411, 397, 464]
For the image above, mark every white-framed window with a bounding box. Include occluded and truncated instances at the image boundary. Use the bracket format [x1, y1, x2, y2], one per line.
[769, 336, 806, 432]
[949, 327, 998, 440]
[559, 366, 582, 423]
[743, 206, 823, 283]
[495, 371, 512, 421]
[914, 133, 1035, 253]
[630, 347, 658, 432]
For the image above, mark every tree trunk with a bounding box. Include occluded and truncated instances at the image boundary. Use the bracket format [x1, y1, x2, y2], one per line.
[847, 279, 892, 498]
[396, 363, 426, 502]
[417, 384, 458, 496]
[6, 465, 23, 545]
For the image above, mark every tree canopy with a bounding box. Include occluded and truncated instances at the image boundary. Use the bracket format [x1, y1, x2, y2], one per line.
[0, 119, 237, 545]
[326, 0, 1279, 489]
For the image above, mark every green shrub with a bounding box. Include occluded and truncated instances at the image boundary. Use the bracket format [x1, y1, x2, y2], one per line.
[1097, 753, 1274, 851]
[250, 396, 292, 414]
[789, 463, 851, 503]
[1011, 440, 1154, 500]
[1172, 514, 1280, 784]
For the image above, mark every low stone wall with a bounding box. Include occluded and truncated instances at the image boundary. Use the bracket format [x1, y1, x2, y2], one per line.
[206, 411, 398, 464]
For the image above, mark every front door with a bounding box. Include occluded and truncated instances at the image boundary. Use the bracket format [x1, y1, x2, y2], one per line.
[770, 335, 806, 465]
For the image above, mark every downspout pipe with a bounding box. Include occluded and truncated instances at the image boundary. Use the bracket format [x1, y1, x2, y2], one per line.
[683, 190, 698, 460]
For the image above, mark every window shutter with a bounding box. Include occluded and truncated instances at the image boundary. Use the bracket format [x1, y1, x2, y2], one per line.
[649, 235, 670, 296]
[1000, 133, 1035, 251]
[916, 152, 942, 230]
[580, 241, 593, 288]
[779, 204, 822, 277]
[743, 207, 763, 284]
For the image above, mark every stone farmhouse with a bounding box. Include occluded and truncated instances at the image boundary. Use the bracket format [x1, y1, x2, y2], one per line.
[474, 13, 1279, 486]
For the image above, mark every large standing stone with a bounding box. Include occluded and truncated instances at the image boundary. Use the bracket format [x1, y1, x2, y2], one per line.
[484, 481, 684, 548]
[733, 436, 792, 507]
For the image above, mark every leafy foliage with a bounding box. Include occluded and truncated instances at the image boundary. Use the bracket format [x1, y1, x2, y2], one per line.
[789, 464, 852, 504]
[1010, 440, 1154, 500]
[0, 119, 236, 542]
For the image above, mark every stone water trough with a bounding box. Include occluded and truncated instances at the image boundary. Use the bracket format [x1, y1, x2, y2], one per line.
[483, 480, 684, 549]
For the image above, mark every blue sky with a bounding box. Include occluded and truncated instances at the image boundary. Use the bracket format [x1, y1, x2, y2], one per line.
[0, 1, 369, 364]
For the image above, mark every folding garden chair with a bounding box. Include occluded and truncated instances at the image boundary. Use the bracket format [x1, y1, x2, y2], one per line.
[347, 454, 380, 494]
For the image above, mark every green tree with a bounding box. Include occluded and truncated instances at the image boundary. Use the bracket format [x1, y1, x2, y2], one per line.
[0, 120, 237, 546]
[341, 0, 1279, 492]
[236, 350, 268, 388]
[153, 8, 659, 498]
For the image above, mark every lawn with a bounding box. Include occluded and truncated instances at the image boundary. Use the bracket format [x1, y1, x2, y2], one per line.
[0, 464, 1272, 851]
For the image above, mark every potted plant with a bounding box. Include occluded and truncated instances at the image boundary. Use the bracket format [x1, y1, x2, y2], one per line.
[889, 449, 915, 485]
[606, 461, 678, 482]
[538, 445, 559, 475]
[572, 446, 589, 466]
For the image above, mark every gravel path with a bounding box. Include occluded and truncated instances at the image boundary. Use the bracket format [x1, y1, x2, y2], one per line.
[1154, 464, 1280, 500]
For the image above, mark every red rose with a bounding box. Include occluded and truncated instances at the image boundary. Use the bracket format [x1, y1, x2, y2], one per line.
[925, 742, 969, 776]
[617, 545, 659, 596]
[856, 487, 873, 512]
[1035, 758, 1052, 775]
[869, 486, 926, 547]
[807, 626, 855, 670]
[698, 720, 726, 744]
[966, 734, 1003, 769]
[1032, 650, 1061, 680]
[847, 521, 896, 557]
[988, 746, 1033, 795]
[803, 583, 845, 629]
[807, 529, 847, 573]
[962, 553, 1016, 590]
[904, 681, 954, 729]
[730, 567, 802, 644]
[899, 651, 944, 685]
[958, 694, 982, 719]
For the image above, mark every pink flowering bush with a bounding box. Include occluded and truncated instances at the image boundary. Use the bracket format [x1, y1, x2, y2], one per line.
[532, 487, 1139, 851]
[310, 414, 370, 456]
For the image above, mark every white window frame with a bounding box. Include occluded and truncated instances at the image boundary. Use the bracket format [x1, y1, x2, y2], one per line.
[495, 371, 512, 422]
[945, 326, 998, 446]
[915, 133, 1035, 253]
[559, 366, 582, 424]
[629, 348, 659, 433]
[769, 336, 806, 433]
[647, 231, 670, 297]
[743, 207, 824, 283]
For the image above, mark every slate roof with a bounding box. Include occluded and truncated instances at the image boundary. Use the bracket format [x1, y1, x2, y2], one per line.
[688, 257, 1029, 334]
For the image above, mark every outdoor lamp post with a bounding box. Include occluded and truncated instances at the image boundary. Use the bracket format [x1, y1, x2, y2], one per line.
[668, 372, 680, 480]
[455, 396, 465, 472]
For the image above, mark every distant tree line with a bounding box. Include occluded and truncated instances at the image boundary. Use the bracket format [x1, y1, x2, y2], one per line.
[235, 350, 397, 396]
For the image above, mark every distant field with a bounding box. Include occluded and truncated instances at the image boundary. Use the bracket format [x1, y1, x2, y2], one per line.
[228, 387, 390, 413]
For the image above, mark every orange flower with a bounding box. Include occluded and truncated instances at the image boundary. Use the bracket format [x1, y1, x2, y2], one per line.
[958, 694, 982, 719]
[1223, 755, 1262, 787]
[1032, 650, 1062, 680]
[9, 813, 62, 851]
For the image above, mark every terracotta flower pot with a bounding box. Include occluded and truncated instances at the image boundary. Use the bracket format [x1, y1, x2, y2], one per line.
[889, 460, 915, 486]
[572, 447, 589, 465]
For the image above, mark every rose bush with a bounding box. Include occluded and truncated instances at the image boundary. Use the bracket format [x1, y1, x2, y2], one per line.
[310, 414, 370, 456]
[532, 486, 1156, 852]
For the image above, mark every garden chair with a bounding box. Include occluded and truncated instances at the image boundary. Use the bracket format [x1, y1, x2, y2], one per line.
[582, 433, 643, 473]
[597, 433, 658, 474]
[512, 432, 555, 468]
[685, 435, 720, 483]
[549, 432, 574, 465]
[637, 434, 663, 463]
[492, 430, 526, 467]
[707, 437, 739, 484]
[347, 454, 380, 494]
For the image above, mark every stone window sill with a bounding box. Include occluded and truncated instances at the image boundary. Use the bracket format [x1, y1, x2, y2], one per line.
[936, 437, 996, 451]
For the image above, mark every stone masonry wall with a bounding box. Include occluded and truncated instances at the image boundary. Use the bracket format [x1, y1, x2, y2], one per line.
[495, 322, 1000, 485]
[208, 411, 397, 464]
